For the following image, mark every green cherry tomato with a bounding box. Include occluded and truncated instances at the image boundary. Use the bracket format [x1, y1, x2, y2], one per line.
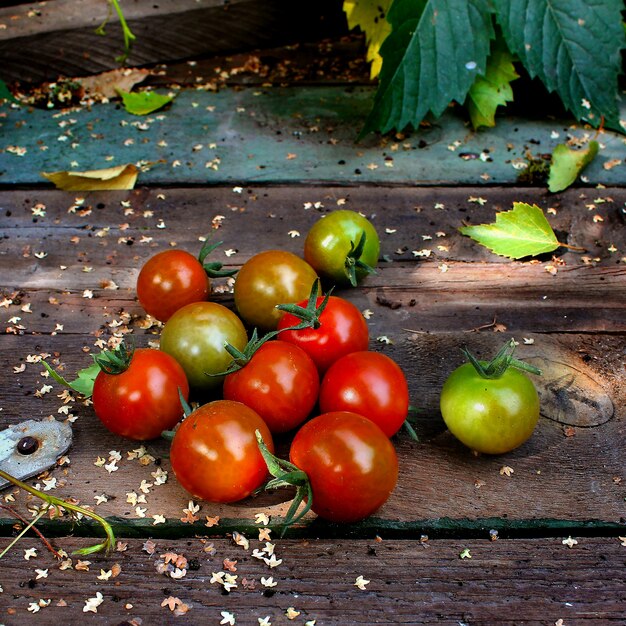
[440, 362, 540, 454]
[304, 210, 380, 287]
[160, 301, 247, 392]
[234, 250, 318, 332]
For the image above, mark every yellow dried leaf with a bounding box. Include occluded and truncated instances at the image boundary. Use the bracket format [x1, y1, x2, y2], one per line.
[41, 164, 139, 191]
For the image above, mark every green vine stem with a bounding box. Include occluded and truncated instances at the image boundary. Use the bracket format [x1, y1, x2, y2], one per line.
[95, 0, 137, 64]
[0, 468, 115, 557]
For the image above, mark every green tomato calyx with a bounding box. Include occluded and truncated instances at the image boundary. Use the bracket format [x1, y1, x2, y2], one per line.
[218, 280, 331, 377]
[219, 328, 272, 376]
[198, 238, 238, 278]
[275, 279, 331, 331]
[463, 339, 542, 380]
[345, 231, 377, 287]
[93, 339, 135, 375]
[255, 430, 313, 535]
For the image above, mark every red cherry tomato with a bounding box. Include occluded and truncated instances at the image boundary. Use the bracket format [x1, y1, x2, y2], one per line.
[277, 295, 369, 374]
[223, 340, 319, 434]
[169, 400, 274, 503]
[92, 348, 189, 440]
[289, 411, 398, 523]
[319, 351, 409, 437]
[233, 250, 318, 331]
[137, 249, 209, 322]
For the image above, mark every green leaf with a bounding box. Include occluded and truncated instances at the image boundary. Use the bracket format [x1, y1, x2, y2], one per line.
[343, 0, 393, 78]
[466, 34, 518, 129]
[0, 79, 18, 104]
[459, 202, 560, 259]
[42, 361, 100, 397]
[360, 0, 495, 137]
[117, 90, 174, 116]
[548, 141, 599, 193]
[494, 0, 625, 129]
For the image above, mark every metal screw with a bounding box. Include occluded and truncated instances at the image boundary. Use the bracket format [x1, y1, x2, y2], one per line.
[16, 436, 39, 455]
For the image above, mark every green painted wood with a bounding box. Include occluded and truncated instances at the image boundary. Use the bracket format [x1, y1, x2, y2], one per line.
[1, 88, 624, 186]
[0, 515, 623, 542]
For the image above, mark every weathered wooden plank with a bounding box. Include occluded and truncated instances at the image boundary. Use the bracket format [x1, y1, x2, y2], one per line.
[1, 330, 624, 532]
[1, 186, 625, 530]
[2, 89, 624, 185]
[0, 536, 625, 624]
[0, 0, 349, 83]
[2, 186, 624, 335]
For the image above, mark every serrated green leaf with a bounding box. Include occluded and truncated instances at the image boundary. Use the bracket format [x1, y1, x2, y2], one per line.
[459, 202, 560, 259]
[495, 0, 625, 129]
[343, 0, 393, 78]
[43, 360, 100, 397]
[467, 34, 518, 129]
[548, 141, 599, 193]
[117, 90, 174, 116]
[360, 0, 495, 137]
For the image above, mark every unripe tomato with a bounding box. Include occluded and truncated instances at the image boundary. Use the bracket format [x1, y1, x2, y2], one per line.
[233, 250, 318, 332]
[440, 362, 540, 454]
[160, 302, 247, 392]
[304, 210, 379, 287]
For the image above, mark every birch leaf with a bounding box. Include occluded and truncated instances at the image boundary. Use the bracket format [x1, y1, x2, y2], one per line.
[459, 202, 560, 259]
[41, 164, 139, 191]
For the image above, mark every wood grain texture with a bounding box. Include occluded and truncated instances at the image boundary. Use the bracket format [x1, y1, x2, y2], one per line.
[0, 536, 625, 624]
[1, 187, 624, 533]
[0, 0, 349, 83]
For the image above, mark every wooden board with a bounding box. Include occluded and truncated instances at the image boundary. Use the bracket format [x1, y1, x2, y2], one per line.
[0, 0, 349, 83]
[1, 186, 624, 537]
[2, 88, 625, 186]
[1, 536, 625, 624]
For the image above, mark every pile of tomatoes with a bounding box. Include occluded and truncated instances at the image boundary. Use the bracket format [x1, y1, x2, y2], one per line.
[90, 210, 408, 525]
[81, 208, 542, 528]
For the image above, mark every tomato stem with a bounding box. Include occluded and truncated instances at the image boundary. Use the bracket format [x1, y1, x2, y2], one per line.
[93, 339, 135, 375]
[198, 239, 238, 278]
[463, 339, 542, 379]
[344, 232, 377, 287]
[255, 431, 313, 535]
[275, 279, 332, 330]
[217, 280, 332, 377]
